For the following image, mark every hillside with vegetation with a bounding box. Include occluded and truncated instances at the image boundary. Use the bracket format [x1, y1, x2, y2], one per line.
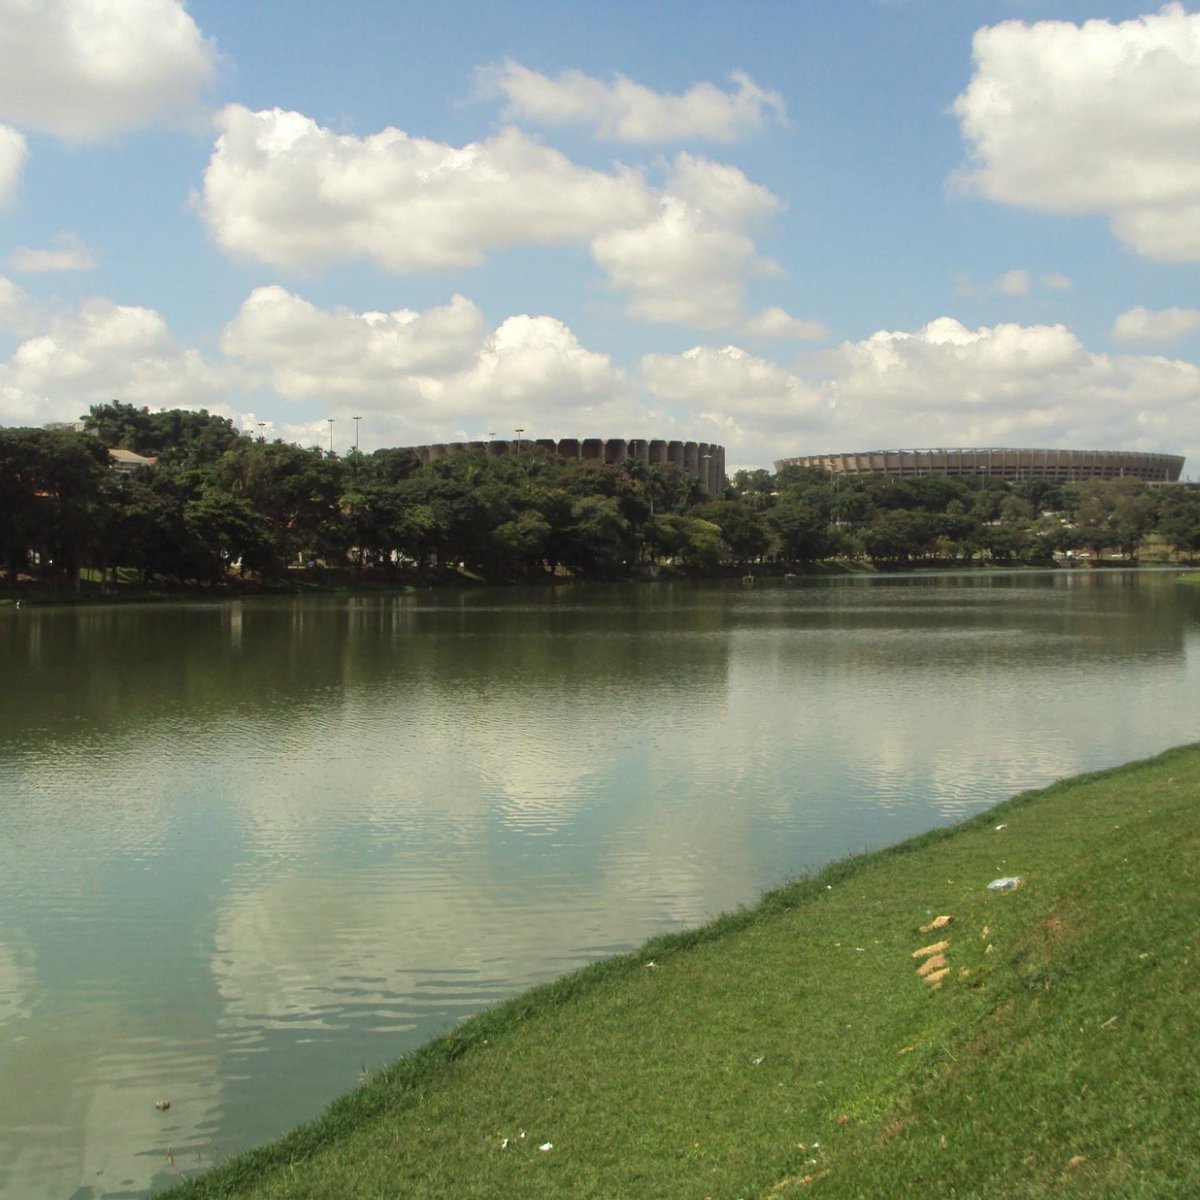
[3, 404, 1200, 594]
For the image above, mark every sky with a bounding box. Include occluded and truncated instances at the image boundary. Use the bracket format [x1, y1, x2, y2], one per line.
[1, 0, 1199, 474]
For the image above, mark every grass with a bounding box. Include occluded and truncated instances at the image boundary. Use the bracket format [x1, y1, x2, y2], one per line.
[163, 746, 1200, 1199]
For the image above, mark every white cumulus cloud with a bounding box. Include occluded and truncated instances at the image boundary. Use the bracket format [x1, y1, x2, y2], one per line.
[440, 313, 636, 431]
[0, 272, 32, 331]
[740, 307, 829, 341]
[1112, 304, 1200, 342]
[200, 108, 791, 332]
[591, 154, 784, 329]
[7, 231, 98, 273]
[220, 286, 489, 394]
[956, 269, 1072, 298]
[221, 287, 638, 447]
[479, 61, 786, 142]
[199, 106, 655, 273]
[641, 318, 1200, 471]
[0, 122, 27, 207]
[5, 291, 1200, 477]
[823, 318, 1198, 456]
[0, 297, 236, 427]
[641, 344, 823, 426]
[995, 268, 1032, 296]
[952, 4, 1200, 261]
[0, 0, 217, 139]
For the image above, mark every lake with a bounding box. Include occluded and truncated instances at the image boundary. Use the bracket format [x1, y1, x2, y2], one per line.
[2, 571, 1199, 1198]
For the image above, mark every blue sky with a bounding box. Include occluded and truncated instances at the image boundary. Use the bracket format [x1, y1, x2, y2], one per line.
[1, 0, 1198, 472]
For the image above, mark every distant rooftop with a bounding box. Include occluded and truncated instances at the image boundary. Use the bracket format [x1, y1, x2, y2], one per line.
[107, 448, 157, 473]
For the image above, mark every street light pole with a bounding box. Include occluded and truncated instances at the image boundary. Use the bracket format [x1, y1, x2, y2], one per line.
[353, 415, 361, 452]
[514, 427, 524, 453]
[327, 418, 335, 454]
[257, 422, 265, 442]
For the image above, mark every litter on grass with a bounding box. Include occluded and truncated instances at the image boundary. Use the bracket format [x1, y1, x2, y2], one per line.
[987, 876, 1024, 890]
[912, 939, 950, 959]
[539, 1142, 553, 1152]
[920, 915, 952, 933]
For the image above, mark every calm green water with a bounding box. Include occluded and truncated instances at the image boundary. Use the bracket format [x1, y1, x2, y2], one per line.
[2, 572, 1199, 1198]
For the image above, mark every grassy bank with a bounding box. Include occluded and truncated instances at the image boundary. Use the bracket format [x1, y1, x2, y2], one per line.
[164, 746, 1200, 1199]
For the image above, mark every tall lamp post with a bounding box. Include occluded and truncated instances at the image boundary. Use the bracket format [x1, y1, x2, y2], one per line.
[353, 415, 361, 452]
[514, 427, 524, 454]
[257, 422, 265, 442]
[327, 418, 335, 454]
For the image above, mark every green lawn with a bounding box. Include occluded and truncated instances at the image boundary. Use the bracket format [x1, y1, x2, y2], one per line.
[164, 745, 1200, 1199]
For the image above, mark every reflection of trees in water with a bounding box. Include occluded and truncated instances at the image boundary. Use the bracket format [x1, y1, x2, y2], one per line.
[766, 573, 1189, 667]
[0, 589, 736, 747]
[4, 575, 1200, 1199]
[0, 579, 1190, 776]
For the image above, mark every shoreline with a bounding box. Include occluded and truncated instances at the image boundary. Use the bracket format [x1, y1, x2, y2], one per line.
[3, 557, 1191, 610]
[161, 743, 1200, 1198]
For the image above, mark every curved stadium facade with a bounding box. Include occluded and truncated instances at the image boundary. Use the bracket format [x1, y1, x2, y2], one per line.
[406, 437, 726, 497]
[775, 448, 1185, 484]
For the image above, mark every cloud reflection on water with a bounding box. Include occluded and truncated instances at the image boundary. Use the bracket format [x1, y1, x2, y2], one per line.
[2, 577, 1199, 1198]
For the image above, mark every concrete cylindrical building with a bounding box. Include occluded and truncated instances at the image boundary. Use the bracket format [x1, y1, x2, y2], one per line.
[404, 437, 726, 495]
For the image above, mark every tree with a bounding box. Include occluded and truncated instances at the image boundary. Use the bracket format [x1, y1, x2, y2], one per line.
[1026, 514, 1070, 561]
[858, 509, 941, 566]
[183, 491, 275, 579]
[83, 402, 246, 464]
[81, 400, 158, 451]
[488, 511, 552, 577]
[1013, 478, 1066, 515]
[563, 494, 631, 573]
[730, 468, 776, 512]
[211, 441, 345, 572]
[1156, 489, 1200, 558]
[1067, 479, 1156, 558]
[369, 446, 422, 484]
[669, 515, 725, 570]
[767, 501, 839, 563]
[691, 500, 770, 564]
[0, 427, 108, 588]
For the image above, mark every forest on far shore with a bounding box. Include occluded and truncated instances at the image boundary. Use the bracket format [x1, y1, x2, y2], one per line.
[4, 402, 1200, 593]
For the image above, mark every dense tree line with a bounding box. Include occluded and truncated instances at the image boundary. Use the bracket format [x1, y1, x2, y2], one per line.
[3, 402, 1200, 591]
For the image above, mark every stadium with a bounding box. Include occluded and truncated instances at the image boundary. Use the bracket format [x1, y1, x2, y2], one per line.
[405, 437, 726, 497]
[775, 448, 1185, 484]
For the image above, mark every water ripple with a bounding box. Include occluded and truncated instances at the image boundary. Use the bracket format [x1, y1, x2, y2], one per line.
[3, 576, 1200, 1198]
